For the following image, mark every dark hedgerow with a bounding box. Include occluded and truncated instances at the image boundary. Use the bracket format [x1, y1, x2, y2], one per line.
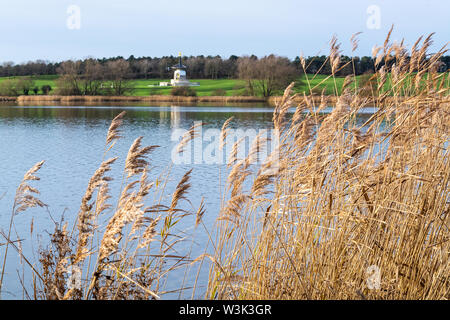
[170, 86, 197, 97]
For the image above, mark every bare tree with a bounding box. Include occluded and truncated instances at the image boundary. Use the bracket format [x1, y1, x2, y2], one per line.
[237, 56, 258, 96]
[55, 60, 83, 95]
[82, 59, 104, 95]
[105, 59, 134, 95]
[238, 55, 298, 97]
[55, 58, 134, 96]
[137, 59, 152, 79]
[185, 56, 206, 79]
[205, 57, 223, 79]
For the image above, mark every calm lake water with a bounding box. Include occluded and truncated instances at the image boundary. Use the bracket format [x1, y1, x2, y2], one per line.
[0, 104, 373, 299]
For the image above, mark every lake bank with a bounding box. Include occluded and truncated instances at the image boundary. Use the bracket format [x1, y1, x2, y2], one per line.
[3, 94, 339, 106]
[1, 94, 447, 107]
[10, 95, 267, 105]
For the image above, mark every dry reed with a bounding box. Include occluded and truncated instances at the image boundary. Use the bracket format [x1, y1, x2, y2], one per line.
[0, 110, 199, 300]
[207, 31, 449, 300]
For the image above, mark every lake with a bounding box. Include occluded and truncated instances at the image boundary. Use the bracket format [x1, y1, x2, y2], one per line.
[0, 103, 374, 299]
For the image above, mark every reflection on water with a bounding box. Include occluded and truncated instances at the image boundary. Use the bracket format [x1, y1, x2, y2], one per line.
[0, 104, 374, 299]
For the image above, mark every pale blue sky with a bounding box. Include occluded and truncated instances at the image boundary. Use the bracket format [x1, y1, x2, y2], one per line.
[0, 0, 448, 63]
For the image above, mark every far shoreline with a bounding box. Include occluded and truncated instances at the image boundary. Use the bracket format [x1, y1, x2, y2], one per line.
[1, 94, 435, 107]
[1, 95, 341, 107]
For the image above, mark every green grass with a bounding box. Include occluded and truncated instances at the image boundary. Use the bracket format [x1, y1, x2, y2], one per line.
[0, 75, 57, 95]
[296, 72, 450, 95]
[0, 76, 247, 96]
[133, 78, 247, 96]
[1, 73, 448, 97]
[294, 74, 343, 95]
[133, 76, 357, 96]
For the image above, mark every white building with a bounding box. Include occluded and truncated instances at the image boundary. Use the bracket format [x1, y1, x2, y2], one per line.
[162, 53, 199, 87]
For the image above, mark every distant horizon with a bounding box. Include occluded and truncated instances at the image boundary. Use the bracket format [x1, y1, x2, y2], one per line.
[1, 0, 449, 64]
[2, 45, 450, 66]
[2, 31, 449, 65]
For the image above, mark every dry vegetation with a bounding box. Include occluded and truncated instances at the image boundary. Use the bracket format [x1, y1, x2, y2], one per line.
[208, 30, 449, 300]
[0, 31, 448, 300]
[0, 111, 204, 300]
[15, 94, 267, 105]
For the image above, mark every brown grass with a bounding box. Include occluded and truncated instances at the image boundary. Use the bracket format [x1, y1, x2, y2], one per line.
[0, 107, 200, 299]
[11, 94, 437, 108]
[207, 31, 449, 300]
[15, 95, 267, 104]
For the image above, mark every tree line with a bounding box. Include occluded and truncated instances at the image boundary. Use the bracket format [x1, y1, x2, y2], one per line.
[1, 54, 449, 79]
[0, 54, 448, 97]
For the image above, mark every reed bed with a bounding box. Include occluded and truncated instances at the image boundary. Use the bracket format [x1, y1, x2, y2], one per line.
[16, 95, 267, 104]
[207, 31, 449, 300]
[0, 31, 448, 300]
[0, 96, 17, 102]
[15, 94, 443, 107]
[0, 110, 204, 300]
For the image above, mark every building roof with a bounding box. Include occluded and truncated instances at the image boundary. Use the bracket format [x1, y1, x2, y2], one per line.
[172, 55, 186, 70]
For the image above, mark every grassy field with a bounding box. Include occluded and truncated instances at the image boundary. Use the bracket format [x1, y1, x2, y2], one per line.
[135, 78, 247, 96]
[0, 74, 361, 96]
[1, 73, 448, 97]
